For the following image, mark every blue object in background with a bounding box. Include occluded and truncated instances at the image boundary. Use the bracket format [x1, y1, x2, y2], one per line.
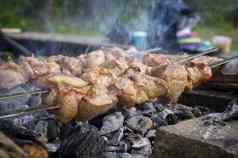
[131, 31, 148, 50]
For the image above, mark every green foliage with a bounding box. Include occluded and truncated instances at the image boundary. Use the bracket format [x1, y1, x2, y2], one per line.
[0, 0, 237, 50]
[0, 0, 32, 28]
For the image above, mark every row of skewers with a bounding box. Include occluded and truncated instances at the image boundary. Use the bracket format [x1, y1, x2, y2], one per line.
[0, 47, 237, 124]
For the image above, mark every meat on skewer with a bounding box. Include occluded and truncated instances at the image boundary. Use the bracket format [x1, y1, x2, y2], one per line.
[0, 48, 216, 123]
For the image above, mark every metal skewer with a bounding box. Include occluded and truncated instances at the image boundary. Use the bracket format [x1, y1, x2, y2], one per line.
[141, 48, 163, 54]
[176, 48, 219, 64]
[0, 105, 60, 119]
[0, 90, 48, 101]
[209, 55, 238, 69]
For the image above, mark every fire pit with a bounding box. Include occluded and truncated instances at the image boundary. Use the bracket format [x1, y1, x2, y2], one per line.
[0, 35, 237, 158]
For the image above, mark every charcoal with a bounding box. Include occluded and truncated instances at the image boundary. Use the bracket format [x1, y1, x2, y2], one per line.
[46, 143, 60, 152]
[118, 153, 133, 158]
[126, 116, 153, 134]
[122, 107, 142, 119]
[139, 102, 156, 116]
[46, 119, 61, 142]
[202, 102, 238, 126]
[193, 106, 210, 116]
[89, 107, 118, 128]
[173, 104, 195, 120]
[151, 114, 168, 128]
[105, 142, 129, 153]
[159, 109, 178, 125]
[100, 112, 124, 135]
[131, 138, 152, 157]
[34, 120, 48, 141]
[28, 94, 42, 107]
[145, 130, 156, 139]
[0, 119, 48, 158]
[104, 152, 118, 158]
[119, 141, 131, 152]
[21, 112, 61, 142]
[223, 102, 238, 121]
[130, 154, 148, 158]
[59, 123, 107, 158]
[104, 152, 133, 158]
[191, 107, 203, 117]
[0, 120, 40, 143]
[0, 86, 29, 112]
[153, 103, 165, 112]
[105, 128, 124, 145]
[60, 121, 83, 140]
[126, 133, 149, 149]
[202, 113, 226, 126]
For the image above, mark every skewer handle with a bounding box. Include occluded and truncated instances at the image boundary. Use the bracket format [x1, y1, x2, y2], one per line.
[177, 48, 219, 64]
[210, 55, 238, 69]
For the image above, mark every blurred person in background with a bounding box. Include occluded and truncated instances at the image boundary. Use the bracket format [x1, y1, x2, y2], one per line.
[147, 0, 198, 52]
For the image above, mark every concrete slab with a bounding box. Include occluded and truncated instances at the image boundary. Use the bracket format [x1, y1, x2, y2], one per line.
[154, 118, 238, 158]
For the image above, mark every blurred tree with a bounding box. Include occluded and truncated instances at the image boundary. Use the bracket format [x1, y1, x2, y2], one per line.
[0, 0, 237, 31]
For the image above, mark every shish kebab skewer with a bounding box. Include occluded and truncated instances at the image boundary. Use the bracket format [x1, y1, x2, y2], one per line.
[0, 48, 217, 100]
[0, 53, 236, 121]
[0, 105, 60, 119]
[0, 90, 48, 101]
[0, 49, 225, 121]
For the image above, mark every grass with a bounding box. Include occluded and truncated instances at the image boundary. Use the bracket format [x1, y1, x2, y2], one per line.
[194, 24, 238, 52]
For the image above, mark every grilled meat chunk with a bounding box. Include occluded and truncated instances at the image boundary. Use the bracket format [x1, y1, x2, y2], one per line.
[0, 48, 216, 122]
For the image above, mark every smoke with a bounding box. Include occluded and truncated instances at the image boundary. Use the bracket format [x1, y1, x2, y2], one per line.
[24, 0, 198, 52]
[42, 0, 156, 35]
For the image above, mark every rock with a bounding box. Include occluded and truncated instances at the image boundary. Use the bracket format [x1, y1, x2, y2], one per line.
[126, 116, 153, 134]
[100, 112, 124, 135]
[154, 118, 238, 158]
